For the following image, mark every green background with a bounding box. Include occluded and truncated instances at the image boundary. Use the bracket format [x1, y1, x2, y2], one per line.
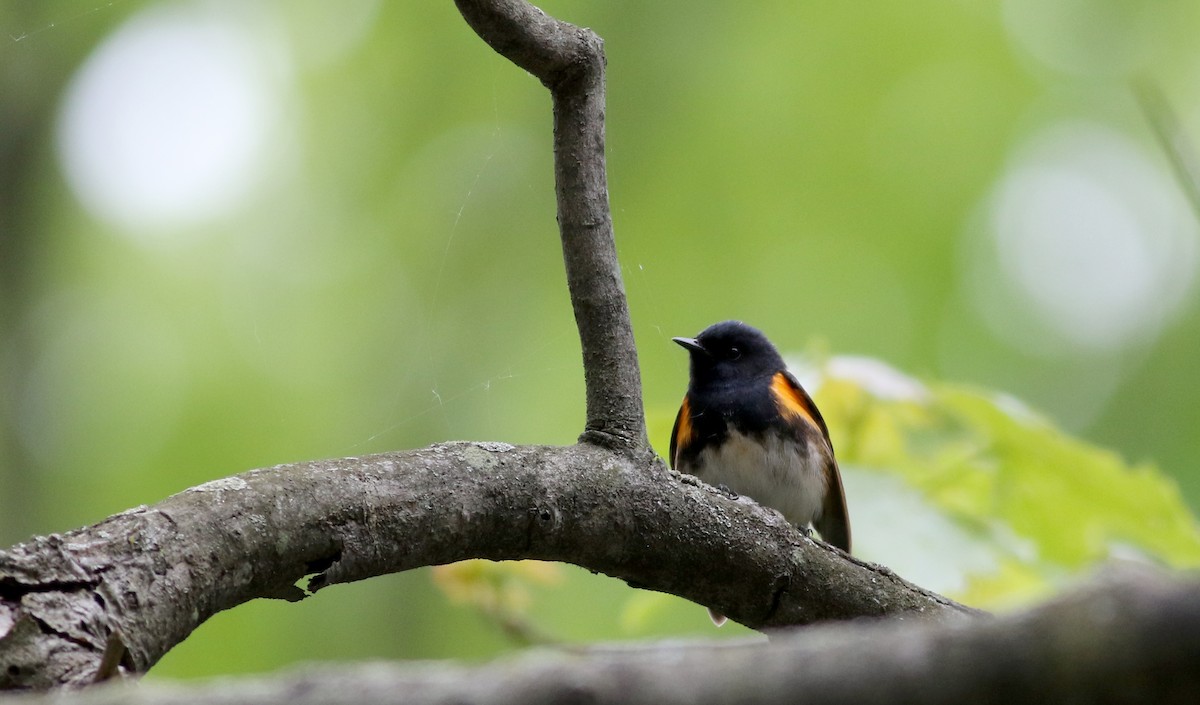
[2, 0, 1198, 679]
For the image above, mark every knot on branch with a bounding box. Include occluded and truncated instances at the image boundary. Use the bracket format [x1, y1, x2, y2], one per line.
[455, 0, 604, 92]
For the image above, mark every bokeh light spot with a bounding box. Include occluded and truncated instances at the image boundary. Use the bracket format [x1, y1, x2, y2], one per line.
[56, 2, 290, 241]
[1002, 0, 1152, 77]
[971, 122, 1198, 355]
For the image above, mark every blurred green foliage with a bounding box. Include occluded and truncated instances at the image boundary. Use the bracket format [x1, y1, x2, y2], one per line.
[809, 358, 1200, 607]
[1, 0, 1199, 681]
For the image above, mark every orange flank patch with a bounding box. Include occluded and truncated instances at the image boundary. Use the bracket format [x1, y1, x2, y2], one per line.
[673, 396, 693, 466]
[771, 372, 820, 429]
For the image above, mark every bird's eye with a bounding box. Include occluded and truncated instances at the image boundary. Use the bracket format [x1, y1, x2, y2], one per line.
[729, 346, 742, 360]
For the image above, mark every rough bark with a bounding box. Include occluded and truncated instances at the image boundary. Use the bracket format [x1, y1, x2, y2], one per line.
[0, 442, 977, 689]
[8, 566, 1199, 705]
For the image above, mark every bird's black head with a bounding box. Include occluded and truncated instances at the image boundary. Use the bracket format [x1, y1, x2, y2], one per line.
[673, 320, 786, 387]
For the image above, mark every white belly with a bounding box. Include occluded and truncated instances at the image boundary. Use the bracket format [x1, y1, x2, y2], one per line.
[690, 430, 828, 528]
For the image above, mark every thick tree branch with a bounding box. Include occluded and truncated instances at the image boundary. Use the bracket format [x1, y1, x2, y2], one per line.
[456, 0, 645, 450]
[10, 567, 1199, 705]
[0, 442, 976, 690]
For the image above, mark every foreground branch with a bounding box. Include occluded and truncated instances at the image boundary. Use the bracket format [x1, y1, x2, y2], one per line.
[11, 566, 1198, 705]
[0, 442, 973, 689]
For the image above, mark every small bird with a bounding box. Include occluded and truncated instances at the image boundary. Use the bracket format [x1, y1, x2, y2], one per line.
[671, 321, 851, 623]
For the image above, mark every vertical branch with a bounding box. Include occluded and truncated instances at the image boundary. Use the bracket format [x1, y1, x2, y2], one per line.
[454, 0, 648, 452]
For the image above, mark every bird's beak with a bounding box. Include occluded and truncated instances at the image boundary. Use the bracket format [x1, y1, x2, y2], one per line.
[672, 337, 707, 355]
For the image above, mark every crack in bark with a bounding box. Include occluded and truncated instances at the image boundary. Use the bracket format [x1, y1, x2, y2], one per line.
[24, 613, 96, 653]
[304, 540, 345, 594]
[304, 550, 341, 578]
[766, 574, 790, 623]
[0, 578, 99, 601]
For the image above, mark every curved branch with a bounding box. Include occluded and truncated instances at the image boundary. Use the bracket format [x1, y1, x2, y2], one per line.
[456, 0, 646, 450]
[0, 443, 975, 689]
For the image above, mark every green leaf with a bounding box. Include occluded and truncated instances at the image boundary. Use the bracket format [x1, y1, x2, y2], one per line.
[654, 354, 1200, 610]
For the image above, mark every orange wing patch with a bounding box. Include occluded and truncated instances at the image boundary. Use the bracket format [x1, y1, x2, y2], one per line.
[671, 396, 694, 468]
[770, 372, 820, 430]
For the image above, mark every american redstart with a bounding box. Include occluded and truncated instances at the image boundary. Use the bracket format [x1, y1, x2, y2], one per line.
[671, 320, 851, 624]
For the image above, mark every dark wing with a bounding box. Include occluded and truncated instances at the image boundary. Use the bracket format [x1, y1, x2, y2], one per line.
[776, 371, 851, 553]
[814, 456, 851, 553]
